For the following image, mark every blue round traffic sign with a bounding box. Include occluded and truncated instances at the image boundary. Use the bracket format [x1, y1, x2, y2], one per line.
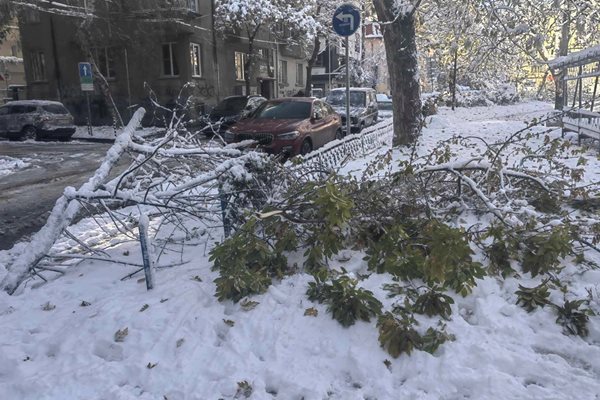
[332, 4, 361, 37]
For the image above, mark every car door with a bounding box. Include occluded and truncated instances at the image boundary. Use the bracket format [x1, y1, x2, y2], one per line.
[0, 106, 9, 133]
[366, 91, 377, 125]
[7, 105, 26, 133]
[321, 103, 339, 142]
[310, 101, 329, 148]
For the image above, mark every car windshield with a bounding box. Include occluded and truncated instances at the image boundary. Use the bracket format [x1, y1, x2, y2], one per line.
[253, 101, 311, 119]
[212, 97, 248, 117]
[42, 104, 69, 114]
[326, 91, 366, 107]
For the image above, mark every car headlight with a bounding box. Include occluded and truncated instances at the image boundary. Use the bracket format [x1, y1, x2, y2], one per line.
[278, 130, 299, 140]
[223, 130, 235, 141]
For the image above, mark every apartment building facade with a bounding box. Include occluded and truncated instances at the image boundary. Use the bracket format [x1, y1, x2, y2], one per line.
[18, 1, 309, 125]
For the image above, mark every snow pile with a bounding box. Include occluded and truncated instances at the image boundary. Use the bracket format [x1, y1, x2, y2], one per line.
[1, 102, 600, 399]
[0, 156, 30, 177]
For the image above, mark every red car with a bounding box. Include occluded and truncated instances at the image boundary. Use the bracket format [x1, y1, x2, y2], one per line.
[223, 97, 342, 156]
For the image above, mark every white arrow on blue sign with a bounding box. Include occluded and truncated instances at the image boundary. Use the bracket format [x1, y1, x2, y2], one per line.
[78, 62, 94, 91]
[332, 3, 361, 37]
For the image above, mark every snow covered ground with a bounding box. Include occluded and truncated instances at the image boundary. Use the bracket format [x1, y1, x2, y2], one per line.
[0, 155, 30, 177]
[1, 102, 600, 400]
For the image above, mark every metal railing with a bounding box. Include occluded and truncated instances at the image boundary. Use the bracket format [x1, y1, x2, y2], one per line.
[293, 118, 394, 171]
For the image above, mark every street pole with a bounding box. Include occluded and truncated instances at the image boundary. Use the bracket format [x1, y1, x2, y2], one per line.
[86, 92, 92, 136]
[345, 36, 350, 137]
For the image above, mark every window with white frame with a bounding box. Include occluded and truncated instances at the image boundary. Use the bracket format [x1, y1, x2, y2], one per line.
[296, 63, 303, 86]
[190, 43, 202, 77]
[30, 52, 46, 81]
[235, 52, 246, 81]
[187, 0, 199, 12]
[94, 47, 116, 79]
[162, 43, 179, 76]
[279, 60, 288, 84]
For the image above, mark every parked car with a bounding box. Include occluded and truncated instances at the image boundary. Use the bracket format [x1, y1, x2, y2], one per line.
[325, 87, 378, 133]
[224, 97, 342, 157]
[0, 100, 75, 141]
[376, 93, 393, 119]
[199, 95, 266, 136]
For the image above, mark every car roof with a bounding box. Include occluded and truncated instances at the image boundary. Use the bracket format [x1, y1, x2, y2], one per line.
[222, 95, 264, 100]
[2, 100, 66, 107]
[266, 97, 315, 102]
[330, 87, 375, 92]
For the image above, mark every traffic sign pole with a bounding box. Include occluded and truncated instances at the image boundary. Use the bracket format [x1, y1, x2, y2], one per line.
[79, 62, 94, 135]
[346, 36, 350, 137]
[86, 92, 92, 136]
[332, 3, 361, 138]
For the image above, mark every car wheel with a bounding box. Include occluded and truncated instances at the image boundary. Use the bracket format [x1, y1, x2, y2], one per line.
[335, 129, 343, 140]
[300, 139, 312, 155]
[22, 126, 37, 141]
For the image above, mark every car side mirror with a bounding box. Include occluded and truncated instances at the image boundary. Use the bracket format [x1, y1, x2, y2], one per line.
[313, 111, 322, 120]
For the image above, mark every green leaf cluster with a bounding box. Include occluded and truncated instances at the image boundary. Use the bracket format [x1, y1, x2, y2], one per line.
[555, 299, 595, 337]
[377, 311, 454, 358]
[304, 182, 354, 271]
[364, 220, 484, 296]
[484, 225, 517, 278]
[413, 288, 454, 320]
[210, 219, 289, 303]
[423, 221, 485, 296]
[522, 226, 572, 277]
[307, 273, 383, 327]
[515, 281, 550, 312]
[515, 282, 594, 338]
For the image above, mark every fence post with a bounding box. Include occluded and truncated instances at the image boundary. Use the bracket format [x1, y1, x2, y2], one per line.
[138, 213, 154, 291]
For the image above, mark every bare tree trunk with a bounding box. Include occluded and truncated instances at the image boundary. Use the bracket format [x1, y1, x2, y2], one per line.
[451, 47, 458, 111]
[554, 2, 570, 110]
[305, 35, 321, 96]
[244, 25, 261, 96]
[372, 0, 423, 146]
[245, 39, 254, 95]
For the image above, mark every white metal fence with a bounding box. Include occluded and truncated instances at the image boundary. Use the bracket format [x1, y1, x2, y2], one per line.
[293, 117, 394, 170]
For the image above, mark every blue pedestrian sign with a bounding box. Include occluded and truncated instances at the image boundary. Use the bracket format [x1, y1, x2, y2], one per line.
[332, 4, 361, 37]
[78, 62, 94, 91]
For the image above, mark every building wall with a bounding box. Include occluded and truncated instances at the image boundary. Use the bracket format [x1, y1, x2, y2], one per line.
[18, 2, 311, 124]
[0, 23, 26, 102]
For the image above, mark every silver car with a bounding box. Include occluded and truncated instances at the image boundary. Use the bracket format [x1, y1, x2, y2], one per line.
[0, 100, 76, 141]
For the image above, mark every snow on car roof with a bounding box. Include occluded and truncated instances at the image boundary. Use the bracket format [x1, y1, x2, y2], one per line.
[2, 100, 66, 107]
[330, 87, 376, 92]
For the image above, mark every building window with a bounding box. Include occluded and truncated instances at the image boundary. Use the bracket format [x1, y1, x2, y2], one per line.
[235, 52, 246, 81]
[296, 63, 304, 86]
[279, 60, 288, 84]
[30, 52, 46, 82]
[187, 0, 198, 12]
[190, 43, 202, 77]
[94, 47, 116, 79]
[162, 43, 179, 76]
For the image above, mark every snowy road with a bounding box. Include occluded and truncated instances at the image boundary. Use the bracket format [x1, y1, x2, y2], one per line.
[0, 141, 132, 250]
